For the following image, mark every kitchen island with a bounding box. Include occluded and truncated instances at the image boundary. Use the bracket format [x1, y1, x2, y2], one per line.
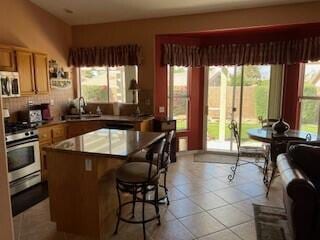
[37, 115, 154, 181]
[44, 128, 165, 239]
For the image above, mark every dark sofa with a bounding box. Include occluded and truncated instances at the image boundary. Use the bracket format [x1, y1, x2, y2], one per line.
[277, 142, 320, 240]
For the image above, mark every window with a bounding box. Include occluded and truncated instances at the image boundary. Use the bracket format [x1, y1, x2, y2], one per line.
[79, 66, 138, 103]
[299, 61, 320, 134]
[167, 66, 190, 131]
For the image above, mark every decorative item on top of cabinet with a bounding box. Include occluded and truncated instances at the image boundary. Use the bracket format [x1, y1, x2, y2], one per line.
[153, 118, 177, 162]
[49, 59, 72, 89]
[0, 46, 16, 71]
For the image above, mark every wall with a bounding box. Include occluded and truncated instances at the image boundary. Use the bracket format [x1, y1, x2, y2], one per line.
[0, 99, 14, 240]
[1, 0, 74, 120]
[72, 1, 320, 115]
[0, 0, 73, 239]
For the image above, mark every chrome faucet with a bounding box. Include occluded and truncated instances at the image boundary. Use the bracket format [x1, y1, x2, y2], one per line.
[79, 96, 86, 119]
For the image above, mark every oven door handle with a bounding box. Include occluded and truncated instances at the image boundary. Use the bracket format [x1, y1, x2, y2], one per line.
[6, 137, 39, 149]
[7, 139, 39, 151]
[10, 171, 41, 187]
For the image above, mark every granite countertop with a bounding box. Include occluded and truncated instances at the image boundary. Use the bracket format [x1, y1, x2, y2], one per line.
[37, 115, 154, 128]
[44, 128, 165, 158]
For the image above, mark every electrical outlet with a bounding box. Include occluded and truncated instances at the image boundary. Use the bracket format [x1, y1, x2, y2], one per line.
[85, 159, 92, 171]
[50, 99, 54, 106]
[159, 106, 165, 113]
[28, 100, 33, 106]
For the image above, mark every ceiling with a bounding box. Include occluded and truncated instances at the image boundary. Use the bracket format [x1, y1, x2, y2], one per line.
[30, 0, 314, 26]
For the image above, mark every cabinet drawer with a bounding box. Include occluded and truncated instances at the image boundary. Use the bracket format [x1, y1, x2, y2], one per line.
[39, 127, 52, 144]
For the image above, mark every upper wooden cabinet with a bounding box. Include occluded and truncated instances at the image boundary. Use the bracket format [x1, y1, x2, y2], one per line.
[0, 46, 15, 71]
[33, 53, 49, 95]
[16, 50, 35, 96]
[15, 49, 49, 96]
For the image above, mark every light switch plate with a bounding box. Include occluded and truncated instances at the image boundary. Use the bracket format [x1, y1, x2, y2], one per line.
[159, 106, 165, 113]
[85, 159, 92, 171]
[50, 99, 54, 106]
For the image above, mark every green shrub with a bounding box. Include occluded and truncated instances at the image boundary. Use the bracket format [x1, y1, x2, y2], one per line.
[255, 81, 269, 119]
[82, 85, 108, 102]
[302, 83, 317, 124]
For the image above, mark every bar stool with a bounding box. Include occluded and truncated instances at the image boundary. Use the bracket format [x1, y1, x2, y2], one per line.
[114, 139, 165, 240]
[128, 130, 175, 205]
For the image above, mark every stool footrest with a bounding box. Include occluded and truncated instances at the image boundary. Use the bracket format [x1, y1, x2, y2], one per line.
[115, 200, 160, 224]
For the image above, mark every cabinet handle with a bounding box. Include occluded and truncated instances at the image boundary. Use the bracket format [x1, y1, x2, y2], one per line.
[35, 89, 39, 94]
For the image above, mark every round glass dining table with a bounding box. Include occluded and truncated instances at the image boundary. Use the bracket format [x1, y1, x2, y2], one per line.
[248, 128, 319, 143]
[247, 128, 320, 196]
[247, 128, 320, 162]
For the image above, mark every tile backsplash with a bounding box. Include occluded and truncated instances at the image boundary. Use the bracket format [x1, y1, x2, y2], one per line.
[2, 88, 153, 122]
[2, 88, 74, 122]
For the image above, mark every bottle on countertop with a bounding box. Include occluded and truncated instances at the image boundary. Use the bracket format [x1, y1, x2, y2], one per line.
[96, 106, 102, 115]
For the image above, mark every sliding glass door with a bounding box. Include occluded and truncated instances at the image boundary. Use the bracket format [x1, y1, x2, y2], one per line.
[204, 65, 272, 152]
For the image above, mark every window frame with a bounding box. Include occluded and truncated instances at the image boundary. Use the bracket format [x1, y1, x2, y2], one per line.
[298, 62, 320, 135]
[78, 66, 135, 103]
[167, 65, 191, 132]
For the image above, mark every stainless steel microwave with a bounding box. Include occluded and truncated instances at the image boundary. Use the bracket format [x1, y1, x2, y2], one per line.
[1, 71, 20, 98]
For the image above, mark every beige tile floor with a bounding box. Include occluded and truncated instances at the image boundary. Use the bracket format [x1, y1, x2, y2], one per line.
[13, 154, 284, 240]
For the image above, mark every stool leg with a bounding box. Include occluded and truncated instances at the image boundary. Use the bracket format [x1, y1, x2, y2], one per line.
[228, 153, 240, 181]
[164, 170, 170, 205]
[114, 183, 121, 235]
[263, 156, 269, 186]
[142, 185, 146, 240]
[155, 184, 161, 225]
[266, 165, 276, 198]
[131, 186, 136, 218]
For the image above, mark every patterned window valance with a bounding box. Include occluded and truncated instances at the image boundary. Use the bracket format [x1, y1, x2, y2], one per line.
[68, 44, 142, 67]
[163, 36, 320, 66]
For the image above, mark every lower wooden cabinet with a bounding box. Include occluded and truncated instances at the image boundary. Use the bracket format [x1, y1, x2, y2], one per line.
[38, 119, 153, 181]
[39, 124, 67, 181]
[52, 125, 67, 143]
[67, 121, 105, 138]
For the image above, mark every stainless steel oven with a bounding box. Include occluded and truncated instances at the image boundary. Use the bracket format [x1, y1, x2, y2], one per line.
[6, 130, 41, 195]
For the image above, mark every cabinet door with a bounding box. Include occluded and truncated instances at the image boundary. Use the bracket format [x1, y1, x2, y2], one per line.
[33, 53, 49, 95]
[16, 50, 35, 96]
[67, 121, 104, 138]
[40, 144, 49, 181]
[39, 127, 52, 145]
[52, 125, 67, 143]
[0, 47, 15, 71]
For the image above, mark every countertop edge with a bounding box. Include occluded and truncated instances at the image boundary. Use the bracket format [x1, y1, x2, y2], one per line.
[43, 129, 166, 158]
[37, 115, 154, 128]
